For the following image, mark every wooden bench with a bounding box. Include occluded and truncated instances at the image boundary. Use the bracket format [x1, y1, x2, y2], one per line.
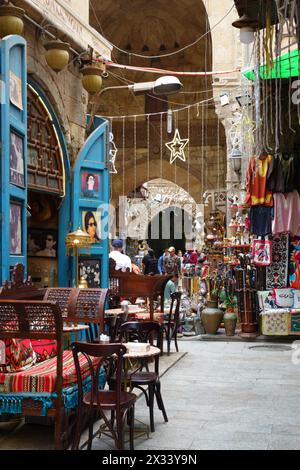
[109, 259, 172, 320]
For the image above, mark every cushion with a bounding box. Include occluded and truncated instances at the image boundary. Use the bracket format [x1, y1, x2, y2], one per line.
[257, 291, 276, 312]
[0, 350, 98, 394]
[0, 339, 36, 373]
[293, 290, 300, 309]
[274, 288, 294, 308]
[31, 340, 57, 364]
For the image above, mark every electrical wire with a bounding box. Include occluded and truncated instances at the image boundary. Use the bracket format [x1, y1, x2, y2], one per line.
[90, 1, 235, 60]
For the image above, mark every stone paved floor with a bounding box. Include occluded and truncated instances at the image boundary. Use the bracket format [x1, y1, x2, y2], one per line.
[1, 339, 300, 450]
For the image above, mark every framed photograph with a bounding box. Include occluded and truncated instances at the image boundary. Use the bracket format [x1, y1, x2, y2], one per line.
[10, 203, 22, 255]
[82, 210, 101, 243]
[10, 131, 25, 188]
[81, 172, 100, 198]
[10, 71, 23, 110]
[79, 258, 101, 288]
[27, 229, 57, 258]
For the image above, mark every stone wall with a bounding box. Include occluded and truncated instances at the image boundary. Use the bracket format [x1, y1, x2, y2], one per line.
[25, 17, 89, 166]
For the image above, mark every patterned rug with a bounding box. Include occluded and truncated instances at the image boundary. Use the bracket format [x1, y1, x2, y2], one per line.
[266, 233, 289, 290]
[261, 312, 290, 336]
[289, 237, 300, 289]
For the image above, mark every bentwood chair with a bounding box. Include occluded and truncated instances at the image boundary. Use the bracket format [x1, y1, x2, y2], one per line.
[71, 342, 136, 450]
[162, 291, 183, 355]
[119, 321, 168, 433]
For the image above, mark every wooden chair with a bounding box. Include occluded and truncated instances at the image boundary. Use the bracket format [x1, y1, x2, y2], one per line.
[119, 321, 168, 433]
[71, 342, 136, 450]
[162, 292, 183, 355]
[44, 287, 108, 341]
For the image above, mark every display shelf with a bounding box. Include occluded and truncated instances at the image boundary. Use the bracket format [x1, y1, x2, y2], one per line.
[229, 224, 246, 228]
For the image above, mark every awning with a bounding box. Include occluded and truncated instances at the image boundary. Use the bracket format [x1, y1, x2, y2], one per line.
[244, 49, 299, 81]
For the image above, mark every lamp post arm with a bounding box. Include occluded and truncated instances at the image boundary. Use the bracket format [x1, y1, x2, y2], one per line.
[88, 85, 130, 133]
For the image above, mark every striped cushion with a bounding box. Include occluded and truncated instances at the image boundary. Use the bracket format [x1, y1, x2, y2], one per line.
[0, 350, 98, 394]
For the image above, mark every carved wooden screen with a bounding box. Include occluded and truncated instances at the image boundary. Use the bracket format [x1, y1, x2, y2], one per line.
[27, 86, 64, 195]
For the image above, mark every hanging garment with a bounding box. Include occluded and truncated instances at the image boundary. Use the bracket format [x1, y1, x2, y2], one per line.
[245, 155, 273, 206]
[267, 153, 300, 193]
[250, 205, 272, 236]
[266, 233, 289, 290]
[272, 191, 300, 236]
[289, 237, 300, 289]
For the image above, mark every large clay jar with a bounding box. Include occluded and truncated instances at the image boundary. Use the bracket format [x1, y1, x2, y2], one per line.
[224, 312, 237, 337]
[201, 300, 224, 335]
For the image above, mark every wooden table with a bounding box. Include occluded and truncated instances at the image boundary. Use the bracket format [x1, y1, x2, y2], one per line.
[63, 324, 90, 333]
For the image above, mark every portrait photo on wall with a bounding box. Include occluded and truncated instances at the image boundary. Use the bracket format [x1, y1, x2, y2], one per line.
[10, 203, 22, 255]
[79, 258, 101, 288]
[27, 229, 57, 258]
[81, 172, 100, 198]
[10, 71, 23, 110]
[82, 210, 101, 243]
[10, 131, 25, 188]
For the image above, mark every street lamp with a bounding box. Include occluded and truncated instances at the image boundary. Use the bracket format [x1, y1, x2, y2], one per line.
[99, 76, 183, 98]
[229, 148, 242, 175]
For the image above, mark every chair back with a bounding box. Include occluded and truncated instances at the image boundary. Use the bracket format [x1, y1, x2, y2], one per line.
[166, 291, 182, 331]
[72, 342, 127, 414]
[119, 321, 162, 373]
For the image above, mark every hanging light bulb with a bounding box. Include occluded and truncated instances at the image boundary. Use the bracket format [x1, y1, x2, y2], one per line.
[167, 109, 173, 134]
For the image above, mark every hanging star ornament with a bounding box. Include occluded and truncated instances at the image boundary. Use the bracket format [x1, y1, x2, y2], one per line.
[109, 132, 118, 174]
[165, 128, 189, 164]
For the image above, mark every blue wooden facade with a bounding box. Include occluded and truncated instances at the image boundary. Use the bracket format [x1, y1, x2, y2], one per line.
[0, 35, 110, 288]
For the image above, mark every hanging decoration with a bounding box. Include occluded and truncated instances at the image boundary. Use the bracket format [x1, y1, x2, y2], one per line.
[109, 132, 118, 174]
[165, 128, 189, 165]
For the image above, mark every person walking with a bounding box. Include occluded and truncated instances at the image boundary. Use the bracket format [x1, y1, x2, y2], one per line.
[164, 246, 182, 277]
[158, 248, 169, 274]
[142, 249, 159, 275]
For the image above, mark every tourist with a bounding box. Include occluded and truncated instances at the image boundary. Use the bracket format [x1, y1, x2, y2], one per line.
[142, 249, 159, 275]
[164, 274, 178, 302]
[158, 248, 169, 274]
[164, 246, 182, 277]
[109, 239, 132, 272]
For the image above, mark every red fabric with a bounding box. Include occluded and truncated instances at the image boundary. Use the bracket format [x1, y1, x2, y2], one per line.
[0, 339, 36, 373]
[31, 340, 57, 363]
[0, 350, 99, 393]
[245, 155, 273, 207]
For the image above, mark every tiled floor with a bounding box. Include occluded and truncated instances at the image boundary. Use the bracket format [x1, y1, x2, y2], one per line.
[1, 339, 300, 450]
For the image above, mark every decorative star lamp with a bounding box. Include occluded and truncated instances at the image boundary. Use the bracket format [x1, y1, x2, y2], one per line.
[66, 226, 92, 287]
[165, 128, 189, 164]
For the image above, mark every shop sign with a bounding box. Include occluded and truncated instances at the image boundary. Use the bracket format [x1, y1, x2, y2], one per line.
[24, 0, 112, 59]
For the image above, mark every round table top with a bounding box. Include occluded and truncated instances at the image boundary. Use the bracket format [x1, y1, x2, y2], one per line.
[63, 324, 90, 333]
[105, 308, 148, 316]
[124, 345, 160, 359]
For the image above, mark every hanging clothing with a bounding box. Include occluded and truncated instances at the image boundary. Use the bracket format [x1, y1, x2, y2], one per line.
[245, 155, 273, 206]
[250, 206, 273, 236]
[272, 191, 300, 236]
[267, 153, 300, 193]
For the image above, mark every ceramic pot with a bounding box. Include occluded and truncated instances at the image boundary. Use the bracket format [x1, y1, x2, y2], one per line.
[224, 312, 237, 336]
[201, 300, 223, 335]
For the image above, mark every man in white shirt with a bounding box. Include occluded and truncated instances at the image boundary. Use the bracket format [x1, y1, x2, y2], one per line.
[109, 240, 132, 272]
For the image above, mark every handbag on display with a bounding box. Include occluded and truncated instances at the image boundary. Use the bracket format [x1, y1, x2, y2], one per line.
[251, 239, 272, 266]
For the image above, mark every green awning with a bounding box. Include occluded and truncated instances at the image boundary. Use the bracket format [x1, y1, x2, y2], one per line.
[244, 49, 299, 80]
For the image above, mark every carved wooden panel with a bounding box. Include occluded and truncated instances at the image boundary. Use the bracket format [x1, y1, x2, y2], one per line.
[27, 87, 64, 195]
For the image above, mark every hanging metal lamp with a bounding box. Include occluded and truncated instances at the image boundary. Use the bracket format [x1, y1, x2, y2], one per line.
[0, 5, 25, 38]
[81, 62, 106, 94]
[44, 41, 70, 72]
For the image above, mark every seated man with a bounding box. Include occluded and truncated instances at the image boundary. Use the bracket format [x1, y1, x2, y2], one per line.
[109, 240, 132, 272]
[164, 274, 178, 302]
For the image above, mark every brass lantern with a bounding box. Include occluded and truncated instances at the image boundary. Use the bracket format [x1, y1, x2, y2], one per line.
[0, 5, 25, 38]
[82, 63, 105, 94]
[66, 226, 92, 287]
[44, 41, 70, 72]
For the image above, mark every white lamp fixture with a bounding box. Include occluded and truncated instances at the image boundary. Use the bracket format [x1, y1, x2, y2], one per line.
[230, 148, 242, 174]
[232, 14, 259, 45]
[129, 76, 183, 96]
[219, 93, 230, 107]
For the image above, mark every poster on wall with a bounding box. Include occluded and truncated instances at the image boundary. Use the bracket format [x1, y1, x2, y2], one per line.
[10, 131, 25, 188]
[27, 229, 58, 258]
[10, 203, 22, 255]
[81, 172, 100, 198]
[10, 71, 23, 110]
[82, 210, 101, 243]
[79, 258, 101, 288]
